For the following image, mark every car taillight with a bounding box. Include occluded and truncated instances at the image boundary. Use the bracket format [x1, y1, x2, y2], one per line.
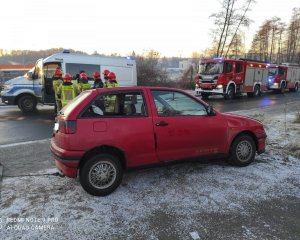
[59, 120, 77, 134]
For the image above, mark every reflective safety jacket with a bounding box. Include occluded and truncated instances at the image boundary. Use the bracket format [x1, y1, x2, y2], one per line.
[81, 83, 92, 91]
[60, 84, 76, 108]
[52, 79, 63, 100]
[106, 82, 120, 88]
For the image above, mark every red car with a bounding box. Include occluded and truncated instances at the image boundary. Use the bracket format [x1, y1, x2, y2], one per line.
[50, 87, 267, 196]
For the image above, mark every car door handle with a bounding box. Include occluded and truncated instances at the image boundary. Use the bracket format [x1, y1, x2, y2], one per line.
[155, 121, 168, 127]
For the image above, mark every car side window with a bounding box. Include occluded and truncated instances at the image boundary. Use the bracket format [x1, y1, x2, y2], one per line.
[235, 63, 243, 73]
[151, 90, 208, 117]
[224, 62, 233, 73]
[81, 91, 147, 118]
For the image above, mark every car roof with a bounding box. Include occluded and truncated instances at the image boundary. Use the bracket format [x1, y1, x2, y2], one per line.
[95, 86, 185, 93]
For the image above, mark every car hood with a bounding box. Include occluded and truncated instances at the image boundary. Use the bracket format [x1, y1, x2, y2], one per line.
[4, 75, 28, 85]
[223, 112, 263, 127]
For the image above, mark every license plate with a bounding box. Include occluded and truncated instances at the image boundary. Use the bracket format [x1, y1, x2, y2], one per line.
[54, 122, 59, 132]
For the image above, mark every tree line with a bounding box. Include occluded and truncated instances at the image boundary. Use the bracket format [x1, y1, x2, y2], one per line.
[208, 0, 300, 64]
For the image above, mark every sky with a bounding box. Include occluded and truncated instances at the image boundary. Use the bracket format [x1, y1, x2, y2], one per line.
[1, 0, 300, 57]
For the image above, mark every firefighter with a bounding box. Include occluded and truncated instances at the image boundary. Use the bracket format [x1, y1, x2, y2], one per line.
[102, 69, 110, 88]
[74, 72, 91, 96]
[52, 67, 63, 113]
[79, 72, 92, 92]
[105, 72, 119, 112]
[106, 72, 120, 88]
[93, 72, 104, 89]
[57, 73, 76, 108]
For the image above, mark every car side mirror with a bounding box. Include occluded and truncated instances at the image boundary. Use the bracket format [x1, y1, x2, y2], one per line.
[26, 72, 33, 80]
[206, 105, 215, 116]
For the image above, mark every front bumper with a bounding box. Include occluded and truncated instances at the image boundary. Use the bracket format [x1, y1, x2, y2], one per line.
[0, 93, 16, 105]
[195, 86, 224, 95]
[257, 135, 267, 154]
[267, 83, 280, 89]
[50, 138, 84, 178]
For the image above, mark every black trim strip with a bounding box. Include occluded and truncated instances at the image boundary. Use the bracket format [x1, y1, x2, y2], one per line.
[50, 148, 81, 161]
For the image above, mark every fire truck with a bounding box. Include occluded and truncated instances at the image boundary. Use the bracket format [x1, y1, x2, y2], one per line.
[267, 63, 300, 93]
[195, 58, 269, 99]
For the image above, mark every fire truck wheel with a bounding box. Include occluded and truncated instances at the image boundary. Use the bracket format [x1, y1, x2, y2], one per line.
[291, 83, 299, 92]
[280, 82, 285, 93]
[224, 85, 235, 100]
[253, 85, 261, 97]
[229, 134, 256, 167]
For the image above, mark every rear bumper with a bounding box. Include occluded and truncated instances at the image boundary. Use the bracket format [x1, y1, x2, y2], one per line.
[50, 138, 84, 178]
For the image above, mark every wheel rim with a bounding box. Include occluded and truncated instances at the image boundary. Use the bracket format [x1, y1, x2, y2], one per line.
[23, 98, 33, 109]
[88, 160, 117, 189]
[236, 140, 253, 162]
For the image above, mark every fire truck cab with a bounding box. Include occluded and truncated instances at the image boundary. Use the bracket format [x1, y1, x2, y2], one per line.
[195, 58, 268, 100]
[267, 63, 300, 93]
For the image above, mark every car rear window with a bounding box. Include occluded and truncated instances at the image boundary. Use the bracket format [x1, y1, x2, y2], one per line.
[59, 91, 90, 116]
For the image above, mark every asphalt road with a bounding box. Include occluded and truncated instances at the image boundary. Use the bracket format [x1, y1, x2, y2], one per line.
[0, 90, 299, 146]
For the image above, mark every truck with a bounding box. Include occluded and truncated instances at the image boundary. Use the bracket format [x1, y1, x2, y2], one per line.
[0, 51, 137, 112]
[195, 58, 269, 99]
[267, 63, 300, 93]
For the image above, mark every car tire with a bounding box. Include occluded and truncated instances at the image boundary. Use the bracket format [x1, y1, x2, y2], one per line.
[18, 95, 37, 113]
[224, 85, 235, 100]
[229, 134, 256, 167]
[79, 153, 123, 196]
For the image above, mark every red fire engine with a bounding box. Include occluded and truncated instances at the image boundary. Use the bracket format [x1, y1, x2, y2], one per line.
[267, 63, 300, 93]
[195, 58, 269, 99]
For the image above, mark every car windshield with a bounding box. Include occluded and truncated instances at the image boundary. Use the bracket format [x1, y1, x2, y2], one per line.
[199, 62, 223, 75]
[268, 67, 278, 76]
[59, 91, 90, 116]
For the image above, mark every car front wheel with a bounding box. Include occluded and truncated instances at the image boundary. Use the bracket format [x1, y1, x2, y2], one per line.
[229, 134, 256, 167]
[80, 153, 123, 196]
[18, 95, 37, 112]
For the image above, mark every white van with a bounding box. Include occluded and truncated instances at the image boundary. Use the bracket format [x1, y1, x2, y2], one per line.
[0, 51, 137, 112]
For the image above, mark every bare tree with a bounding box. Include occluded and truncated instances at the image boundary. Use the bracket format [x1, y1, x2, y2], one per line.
[225, 0, 254, 57]
[210, 0, 254, 58]
[286, 8, 300, 62]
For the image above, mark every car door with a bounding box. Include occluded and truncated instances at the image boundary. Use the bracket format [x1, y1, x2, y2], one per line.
[78, 89, 158, 168]
[149, 89, 228, 162]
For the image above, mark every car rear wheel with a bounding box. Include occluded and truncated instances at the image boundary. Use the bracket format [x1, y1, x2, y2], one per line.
[80, 153, 123, 196]
[229, 134, 256, 167]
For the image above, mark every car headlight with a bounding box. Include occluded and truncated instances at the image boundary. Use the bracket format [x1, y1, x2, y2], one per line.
[273, 83, 278, 86]
[3, 85, 12, 91]
[216, 84, 223, 89]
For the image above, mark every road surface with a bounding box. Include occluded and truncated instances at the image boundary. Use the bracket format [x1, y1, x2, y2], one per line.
[0, 91, 299, 146]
